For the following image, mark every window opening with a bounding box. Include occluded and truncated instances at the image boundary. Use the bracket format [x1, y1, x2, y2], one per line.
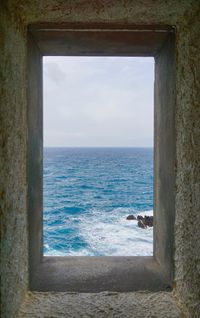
[43, 56, 154, 256]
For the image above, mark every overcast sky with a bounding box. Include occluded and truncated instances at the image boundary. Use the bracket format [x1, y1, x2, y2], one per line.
[43, 56, 154, 147]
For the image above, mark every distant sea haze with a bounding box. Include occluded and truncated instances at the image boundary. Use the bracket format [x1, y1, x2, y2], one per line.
[43, 147, 153, 256]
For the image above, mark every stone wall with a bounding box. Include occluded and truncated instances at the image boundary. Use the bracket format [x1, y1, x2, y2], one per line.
[1, 1, 200, 317]
[175, 6, 200, 317]
[0, 5, 28, 318]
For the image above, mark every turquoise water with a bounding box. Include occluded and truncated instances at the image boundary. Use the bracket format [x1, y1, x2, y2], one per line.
[43, 147, 153, 256]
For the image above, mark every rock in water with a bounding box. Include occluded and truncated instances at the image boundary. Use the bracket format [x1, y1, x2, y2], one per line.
[138, 220, 147, 229]
[126, 215, 136, 220]
[144, 215, 153, 227]
[137, 215, 154, 229]
[126, 214, 153, 228]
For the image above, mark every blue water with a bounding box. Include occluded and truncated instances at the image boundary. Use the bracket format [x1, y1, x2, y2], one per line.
[43, 147, 153, 256]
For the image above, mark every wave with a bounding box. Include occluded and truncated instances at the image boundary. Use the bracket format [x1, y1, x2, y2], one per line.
[44, 208, 153, 256]
[43, 148, 153, 256]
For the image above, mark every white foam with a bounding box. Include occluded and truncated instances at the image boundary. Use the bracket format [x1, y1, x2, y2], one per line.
[77, 208, 153, 256]
[44, 208, 153, 256]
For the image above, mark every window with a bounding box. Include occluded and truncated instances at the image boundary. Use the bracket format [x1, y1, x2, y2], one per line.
[43, 56, 154, 257]
[27, 25, 175, 291]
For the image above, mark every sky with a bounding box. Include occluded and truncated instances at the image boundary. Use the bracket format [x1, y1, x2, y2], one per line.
[43, 56, 154, 147]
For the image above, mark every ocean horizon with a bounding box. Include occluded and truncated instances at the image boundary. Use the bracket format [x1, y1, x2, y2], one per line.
[43, 147, 153, 256]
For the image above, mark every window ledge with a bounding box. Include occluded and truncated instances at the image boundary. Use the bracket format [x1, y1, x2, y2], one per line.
[31, 256, 171, 292]
[17, 290, 182, 317]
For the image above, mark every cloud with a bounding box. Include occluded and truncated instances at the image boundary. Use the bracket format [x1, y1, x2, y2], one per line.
[43, 61, 66, 83]
[43, 56, 154, 147]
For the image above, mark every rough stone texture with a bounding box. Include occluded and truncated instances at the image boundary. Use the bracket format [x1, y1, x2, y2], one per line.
[174, 6, 200, 318]
[18, 291, 183, 318]
[1, 1, 200, 318]
[2, 0, 197, 26]
[0, 4, 28, 318]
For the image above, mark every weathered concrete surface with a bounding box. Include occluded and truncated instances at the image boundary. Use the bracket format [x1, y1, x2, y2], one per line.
[1, 1, 200, 318]
[18, 291, 182, 318]
[0, 4, 28, 318]
[174, 5, 200, 318]
[2, 0, 197, 26]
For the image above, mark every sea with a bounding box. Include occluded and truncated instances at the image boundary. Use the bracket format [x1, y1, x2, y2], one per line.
[43, 147, 153, 256]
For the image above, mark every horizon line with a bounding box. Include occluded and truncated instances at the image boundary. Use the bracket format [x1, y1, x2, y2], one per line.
[44, 146, 153, 148]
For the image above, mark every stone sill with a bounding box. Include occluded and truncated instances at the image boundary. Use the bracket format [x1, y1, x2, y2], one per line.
[18, 291, 183, 317]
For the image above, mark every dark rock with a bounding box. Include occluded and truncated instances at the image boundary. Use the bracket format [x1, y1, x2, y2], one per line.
[138, 220, 147, 229]
[126, 215, 136, 220]
[144, 215, 153, 227]
[137, 215, 153, 228]
[137, 215, 144, 221]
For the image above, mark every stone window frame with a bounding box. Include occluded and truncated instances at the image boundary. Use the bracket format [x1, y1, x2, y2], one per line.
[27, 24, 175, 292]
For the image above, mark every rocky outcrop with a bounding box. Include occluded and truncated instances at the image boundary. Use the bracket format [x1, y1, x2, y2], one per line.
[137, 215, 153, 228]
[126, 214, 153, 229]
[126, 215, 136, 220]
[138, 219, 146, 229]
